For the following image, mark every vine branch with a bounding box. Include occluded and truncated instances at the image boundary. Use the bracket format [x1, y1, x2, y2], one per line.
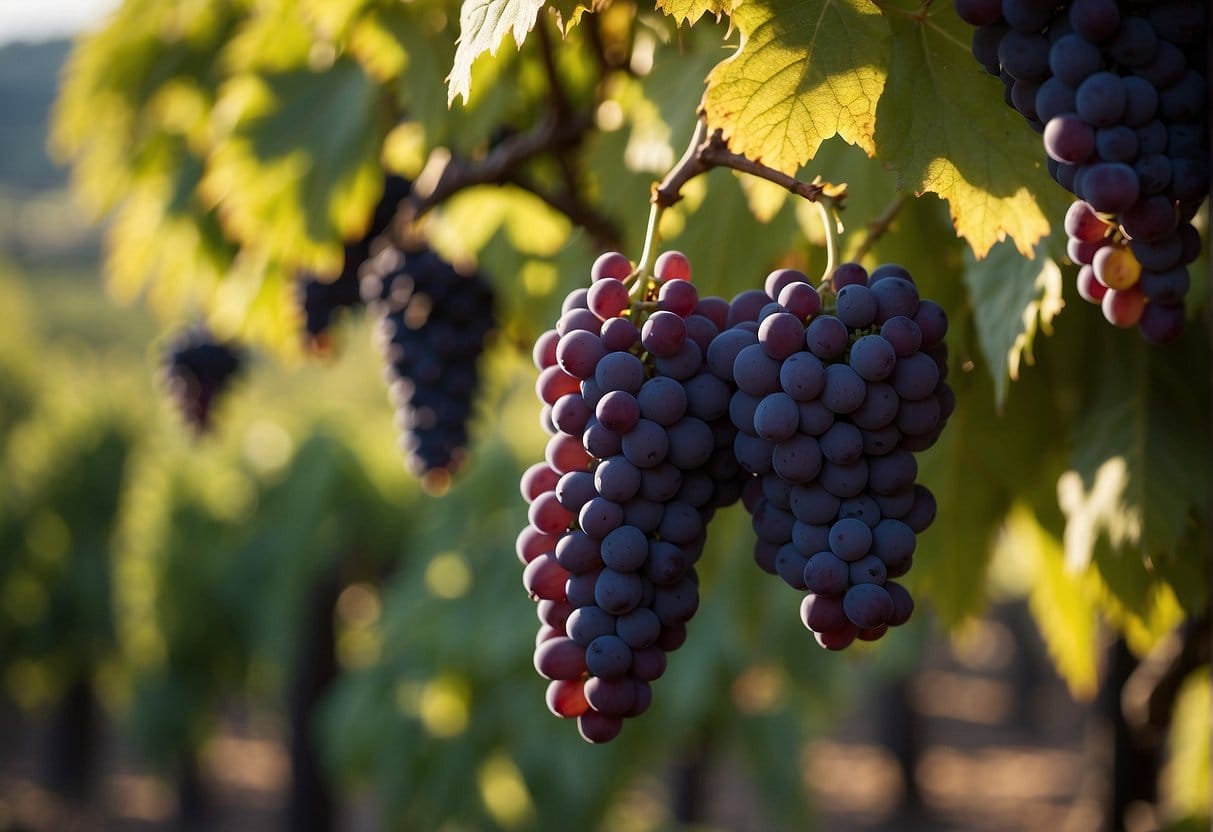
[848, 194, 906, 262]
[652, 117, 846, 211]
[401, 112, 593, 222]
[392, 26, 625, 251]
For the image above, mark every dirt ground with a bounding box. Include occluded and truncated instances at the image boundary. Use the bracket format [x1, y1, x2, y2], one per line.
[0, 601, 1135, 832]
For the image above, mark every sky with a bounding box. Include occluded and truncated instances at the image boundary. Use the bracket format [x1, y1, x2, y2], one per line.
[0, 0, 121, 45]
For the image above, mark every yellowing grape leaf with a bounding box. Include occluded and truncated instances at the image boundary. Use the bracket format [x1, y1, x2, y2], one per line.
[201, 58, 389, 272]
[1164, 673, 1211, 823]
[1001, 506, 1101, 700]
[702, 0, 888, 175]
[657, 0, 737, 26]
[447, 0, 546, 104]
[875, 7, 1062, 258]
[549, 0, 607, 32]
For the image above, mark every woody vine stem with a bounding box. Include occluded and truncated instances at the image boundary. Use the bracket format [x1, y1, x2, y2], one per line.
[635, 116, 849, 287]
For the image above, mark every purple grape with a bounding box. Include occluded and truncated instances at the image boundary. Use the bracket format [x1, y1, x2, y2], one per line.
[760, 312, 808, 360]
[534, 637, 588, 680]
[843, 584, 894, 629]
[849, 335, 897, 381]
[819, 421, 864, 466]
[772, 434, 824, 483]
[848, 554, 888, 586]
[804, 551, 850, 595]
[790, 483, 842, 524]
[733, 343, 784, 396]
[636, 376, 687, 425]
[753, 392, 801, 442]
[836, 283, 878, 328]
[805, 315, 849, 360]
[567, 606, 618, 645]
[821, 363, 867, 414]
[586, 634, 633, 678]
[829, 517, 874, 561]
[641, 311, 687, 358]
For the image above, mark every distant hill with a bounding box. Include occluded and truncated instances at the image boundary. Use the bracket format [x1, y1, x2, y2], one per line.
[0, 39, 73, 190]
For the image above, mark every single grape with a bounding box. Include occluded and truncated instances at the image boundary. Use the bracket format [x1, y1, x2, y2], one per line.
[592, 251, 632, 282]
[1101, 285, 1147, 327]
[1092, 245, 1141, 290]
[843, 584, 894, 630]
[654, 250, 692, 282]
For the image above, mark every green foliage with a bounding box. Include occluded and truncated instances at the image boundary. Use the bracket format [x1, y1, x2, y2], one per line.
[0, 374, 142, 708]
[203, 58, 392, 271]
[30, 0, 1213, 823]
[448, 0, 547, 104]
[702, 0, 886, 170]
[962, 239, 1063, 407]
[874, 2, 1067, 257]
[1060, 324, 1211, 615]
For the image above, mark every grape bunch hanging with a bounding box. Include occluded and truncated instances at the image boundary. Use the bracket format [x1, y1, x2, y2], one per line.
[727, 263, 948, 650]
[518, 251, 949, 742]
[160, 325, 244, 433]
[296, 174, 411, 348]
[955, 0, 1208, 342]
[361, 245, 496, 488]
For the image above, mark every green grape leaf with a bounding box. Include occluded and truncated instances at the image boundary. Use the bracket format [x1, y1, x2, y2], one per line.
[702, 0, 888, 175]
[1002, 506, 1101, 700]
[875, 5, 1062, 258]
[657, 0, 737, 26]
[447, 0, 546, 104]
[1059, 324, 1210, 615]
[962, 240, 1063, 409]
[202, 57, 390, 272]
[913, 332, 1068, 626]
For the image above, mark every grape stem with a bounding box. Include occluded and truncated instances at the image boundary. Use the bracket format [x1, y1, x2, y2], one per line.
[651, 116, 846, 211]
[816, 200, 838, 290]
[847, 194, 906, 263]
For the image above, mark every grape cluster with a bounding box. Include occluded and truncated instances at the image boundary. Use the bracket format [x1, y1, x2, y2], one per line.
[955, 0, 1208, 341]
[361, 245, 495, 487]
[297, 174, 411, 347]
[519, 251, 745, 743]
[1066, 199, 1201, 340]
[716, 263, 947, 649]
[520, 251, 955, 741]
[160, 325, 244, 433]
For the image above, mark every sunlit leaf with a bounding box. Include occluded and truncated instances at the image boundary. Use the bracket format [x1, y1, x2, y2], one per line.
[221, 4, 317, 72]
[1163, 672, 1211, 825]
[1002, 506, 1100, 700]
[447, 0, 547, 104]
[874, 3, 1065, 257]
[702, 0, 887, 174]
[548, 0, 607, 32]
[202, 57, 391, 272]
[657, 0, 737, 26]
[51, 0, 239, 212]
[737, 174, 790, 222]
